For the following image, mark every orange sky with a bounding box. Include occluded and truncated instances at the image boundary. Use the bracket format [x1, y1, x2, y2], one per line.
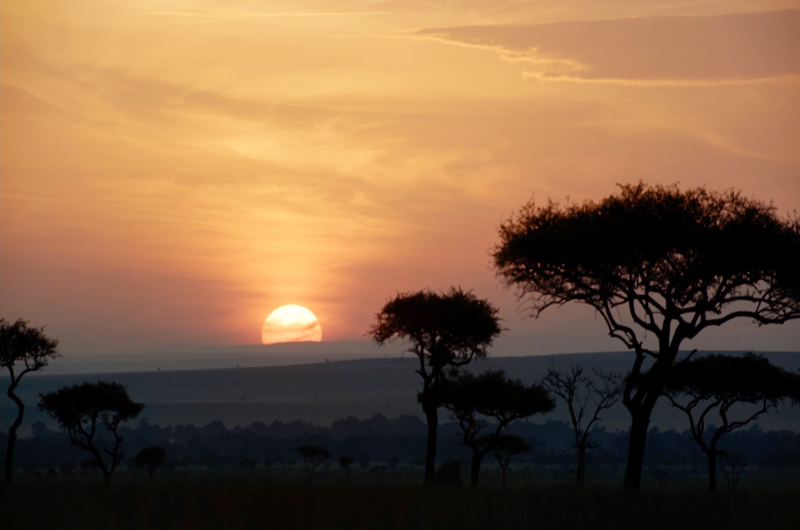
[2, 1, 799, 355]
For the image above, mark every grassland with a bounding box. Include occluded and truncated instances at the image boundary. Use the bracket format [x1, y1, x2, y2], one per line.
[2, 477, 797, 530]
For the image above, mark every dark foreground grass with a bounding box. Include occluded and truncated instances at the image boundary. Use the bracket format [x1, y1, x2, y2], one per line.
[2, 480, 797, 530]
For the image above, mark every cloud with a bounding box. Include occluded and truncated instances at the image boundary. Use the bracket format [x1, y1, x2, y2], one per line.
[148, 11, 390, 18]
[418, 10, 800, 84]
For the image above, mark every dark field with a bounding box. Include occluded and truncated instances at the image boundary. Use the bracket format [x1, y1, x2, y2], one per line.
[3, 478, 797, 530]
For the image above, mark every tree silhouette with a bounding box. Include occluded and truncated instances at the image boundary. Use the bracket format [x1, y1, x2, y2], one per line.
[38, 381, 144, 485]
[718, 452, 748, 492]
[659, 353, 800, 492]
[135, 446, 167, 482]
[490, 435, 531, 486]
[338, 455, 355, 484]
[1, 318, 59, 485]
[441, 370, 553, 486]
[297, 445, 329, 485]
[542, 365, 623, 487]
[493, 183, 800, 490]
[368, 287, 501, 485]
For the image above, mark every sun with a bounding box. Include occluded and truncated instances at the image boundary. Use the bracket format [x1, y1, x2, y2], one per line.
[261, 305, 323, 345]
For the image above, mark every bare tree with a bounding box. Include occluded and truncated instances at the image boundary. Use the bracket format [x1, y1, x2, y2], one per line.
[1, 319, 59, 485]
[542, 365, 623, 487]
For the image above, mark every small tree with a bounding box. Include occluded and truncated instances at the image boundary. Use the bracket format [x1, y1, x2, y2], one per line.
[718, 452, 748, 492]
[368, 287, 502, 485]
[297, 445, 329, 485]
[1, 318, 59, 485]
[441, 370, 554, 486]
[490, 435, 531, 486]
[660, 353, 800, 492]
[542, 365, 623, 487]
[339, 455, 355, 484]
[135, 446, 167, 482]
[493, 183, 800, 490]
[38, 381, 144, 485]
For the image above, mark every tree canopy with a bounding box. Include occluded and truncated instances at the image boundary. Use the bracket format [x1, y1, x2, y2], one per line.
[39, 381, 144, 485]
[492, 182, 800, 491]
[135, 446, 167, 482]
[297, 445, 330, 484]
[369, 287, 502, 372]
[1, 318, 59, 484]
[493, 183, 800, 343]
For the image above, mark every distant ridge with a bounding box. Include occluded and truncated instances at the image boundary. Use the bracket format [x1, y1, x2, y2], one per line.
[4, 351, 798, 436]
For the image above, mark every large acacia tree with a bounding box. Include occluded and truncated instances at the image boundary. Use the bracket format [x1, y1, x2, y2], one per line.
[442, 370, 554, 486]
[1, 318, 59, 485]
[39, 381, 144, 485]
[661, 353, 800, 493]
[492, 183, 800, 491]
[368, 288, 502, 485]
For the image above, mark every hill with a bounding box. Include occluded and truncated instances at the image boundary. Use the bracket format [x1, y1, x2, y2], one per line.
[2, 351, 798, 435]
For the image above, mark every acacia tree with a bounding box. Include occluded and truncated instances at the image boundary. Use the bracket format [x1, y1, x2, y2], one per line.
[368, 288, 501, 485]
[490, 435, 531, 486]
[493, 183, 800, 491]
[338, 455, 355, 484]
[1, 318, 59, 485]
[660, 353, 800, 493]
[542, 365, 623, 487]
[297, 445, 329, 485]
[135, 446, 167, 482]
[38, 381, 144, 485]
[441, 370, 554, 486]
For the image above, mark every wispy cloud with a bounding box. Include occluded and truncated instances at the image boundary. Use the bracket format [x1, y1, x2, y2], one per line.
[148, 11, 391, 18]
[419, 10, 800, 85]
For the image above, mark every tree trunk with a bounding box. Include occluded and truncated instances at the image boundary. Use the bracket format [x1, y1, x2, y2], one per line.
[469, 450, 484, 487]
[707, 451, 717, 493]
[576, 445, 586, 488]
[4, 389, 24, 485]
[623, 408, 652, 492]
[501, 466, 507, 487]
[424, 405, 438, 485]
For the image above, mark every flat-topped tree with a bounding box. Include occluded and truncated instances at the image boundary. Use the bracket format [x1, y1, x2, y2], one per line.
[297, 445, 329, 485]
[493, 183, 800, 491]
[660, 353, 800, 493]
[441, 370, 554, 486]
[368, 287, 502, 485]
[135, 446, 167, 482]
[38, 381, 144, 485]
[1, 318, 59, 485]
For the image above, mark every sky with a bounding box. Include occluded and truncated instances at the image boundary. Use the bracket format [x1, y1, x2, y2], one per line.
[2, 1, 799, 357]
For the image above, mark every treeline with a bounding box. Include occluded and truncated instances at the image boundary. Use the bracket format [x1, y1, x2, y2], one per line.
[3, 415, 798, 479]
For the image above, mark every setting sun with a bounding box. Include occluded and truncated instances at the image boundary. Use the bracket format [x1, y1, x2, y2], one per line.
[261, 305, 322, 345]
